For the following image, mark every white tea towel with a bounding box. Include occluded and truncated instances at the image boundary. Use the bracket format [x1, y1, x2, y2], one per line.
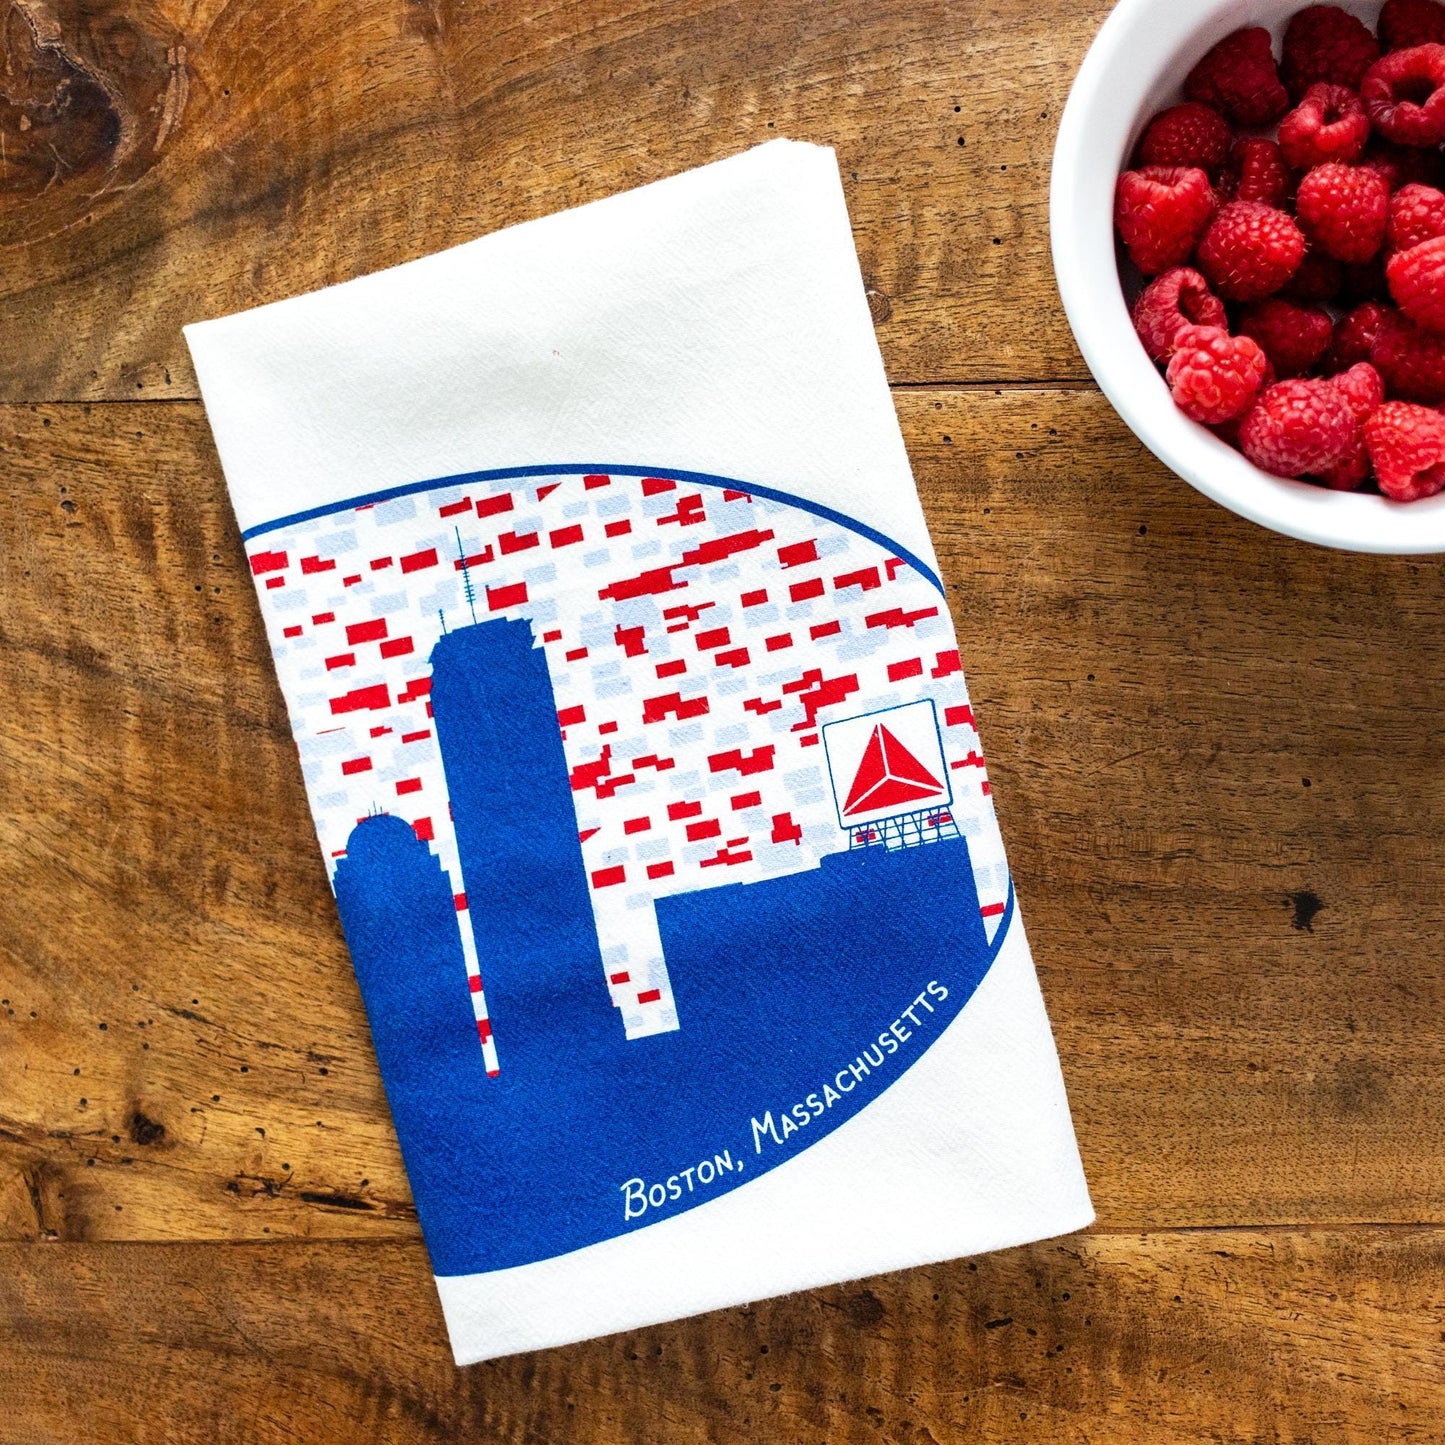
[185, 139, 1092, 1366]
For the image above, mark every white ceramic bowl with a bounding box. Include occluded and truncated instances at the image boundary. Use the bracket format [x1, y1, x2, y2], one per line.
[1051, 0, 1445, 554]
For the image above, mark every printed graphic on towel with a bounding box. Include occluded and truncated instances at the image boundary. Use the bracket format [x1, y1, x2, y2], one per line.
[822, 699, 953, 836]
[244, 467, 1014, 1275]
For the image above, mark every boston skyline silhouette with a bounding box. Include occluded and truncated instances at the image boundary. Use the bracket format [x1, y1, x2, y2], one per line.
[333, 617, 1007, 1277]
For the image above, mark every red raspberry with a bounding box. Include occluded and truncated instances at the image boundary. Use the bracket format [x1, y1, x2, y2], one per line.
[1238, 298, 1335, 376]
[1388, 184, 1445, 253]
[1239, 379, 1359, 477]
[1115, 166, 1217, 275]
[1285, 250, 1345, 302]
[1387, 235, 1445, 334]
[1372, 306, 1445, 401]
[1328, 301, 1390, 370]
[1186, 28, 1291, 127]
[1379, 0, 1445, 51]
[1282, 7, 1381, 98]
[1218, 138, 1295, 207]
[1320, 371, 1380, 492]
[1165, 324, 1269, 424]
[1364, 401, 1445, 499]
[1210, 384, 1277, 449]
[1138, 103, 1233, 172]
[1361, 44, 1445, 146]
[1319, 439, 1372, 489]
[1278, 84, 1372, 169]
[1330, 361, 1387, 421]
[1197, 200, 1306, 300]
[1130, 267, 1229, 363]
[1360, 138, 1445, 193]
[1295, 163, 1391, 263]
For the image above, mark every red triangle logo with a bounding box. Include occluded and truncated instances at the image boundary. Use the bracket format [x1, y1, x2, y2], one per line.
[842, 724, 944, 817]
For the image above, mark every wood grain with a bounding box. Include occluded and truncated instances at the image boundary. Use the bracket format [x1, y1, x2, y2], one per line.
[3, 389, 1443, 1248]
[0, 0, 1107, 402]
[9, 0, 1445, 1432]
[4, 1228, 1445, 1443]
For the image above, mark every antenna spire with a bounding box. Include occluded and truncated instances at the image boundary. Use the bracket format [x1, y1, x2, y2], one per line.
[455, 526, 478, 625]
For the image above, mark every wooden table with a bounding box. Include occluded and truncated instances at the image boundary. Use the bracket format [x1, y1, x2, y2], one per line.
[4, 1, 1445, 1439]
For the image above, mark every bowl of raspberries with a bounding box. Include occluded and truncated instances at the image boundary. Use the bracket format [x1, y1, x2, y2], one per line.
[1052, 0, 1445, 552]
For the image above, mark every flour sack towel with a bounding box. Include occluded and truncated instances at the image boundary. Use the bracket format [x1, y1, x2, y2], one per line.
[185, 139, 1092, 1365]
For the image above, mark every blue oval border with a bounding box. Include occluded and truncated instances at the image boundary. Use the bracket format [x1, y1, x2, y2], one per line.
[239, 462, 945, 597]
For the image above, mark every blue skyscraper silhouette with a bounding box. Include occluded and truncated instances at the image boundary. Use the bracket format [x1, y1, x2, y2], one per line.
[332, 814, 494, 1193]
[429, 618, 612, 1080]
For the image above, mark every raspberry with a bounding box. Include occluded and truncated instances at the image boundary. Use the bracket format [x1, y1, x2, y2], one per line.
[1239, 379, 1359, 477]
[1197, 200, 1306, 300]
[1320, 443, 1372, 489]
[1319, 375, 1377, 487]
[1328, 301, 1390, 370]
[1364, 401, 1445, 499]
[1320, 434, 1373, 488]
[1330, 361, 1387, 421]
[1278, 84, 1372, 169]
[1371, 306, 1445, 401]
[1295, 163, 1390, 263]
[1114, 166, 1217, 275]
[1379, 0, 1445, 51]
[1285, 250, 1345, 302]
[1361, 44, 1445, 146]
[1138, 103, 1233, 172]
[1387, 235, 1445, 334]
[1218, 138, 1295, 207]
[1388, 184, 1445, 252]
[1238, 298, 1335, 376]
[1130, 267, 1229, 363]
[1186, 28, 1291, 127]
[1361, 138, 1445, 193]
[1282, 7, 1381, 97]
[1165, 325, 1270, 424]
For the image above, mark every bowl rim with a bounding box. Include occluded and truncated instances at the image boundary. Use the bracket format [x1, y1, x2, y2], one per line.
[1049, 0, 1445, 555]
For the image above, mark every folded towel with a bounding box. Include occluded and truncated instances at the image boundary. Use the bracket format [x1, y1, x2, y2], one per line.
[185, 138, 1092, 1366]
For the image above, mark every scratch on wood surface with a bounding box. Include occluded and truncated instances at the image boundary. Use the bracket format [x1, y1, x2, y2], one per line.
[226, 1173, 290, 1201]
[299, 1190, 375, 1212]
[21, 1163, 56, 1238]
[153, 41, 187, 152]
